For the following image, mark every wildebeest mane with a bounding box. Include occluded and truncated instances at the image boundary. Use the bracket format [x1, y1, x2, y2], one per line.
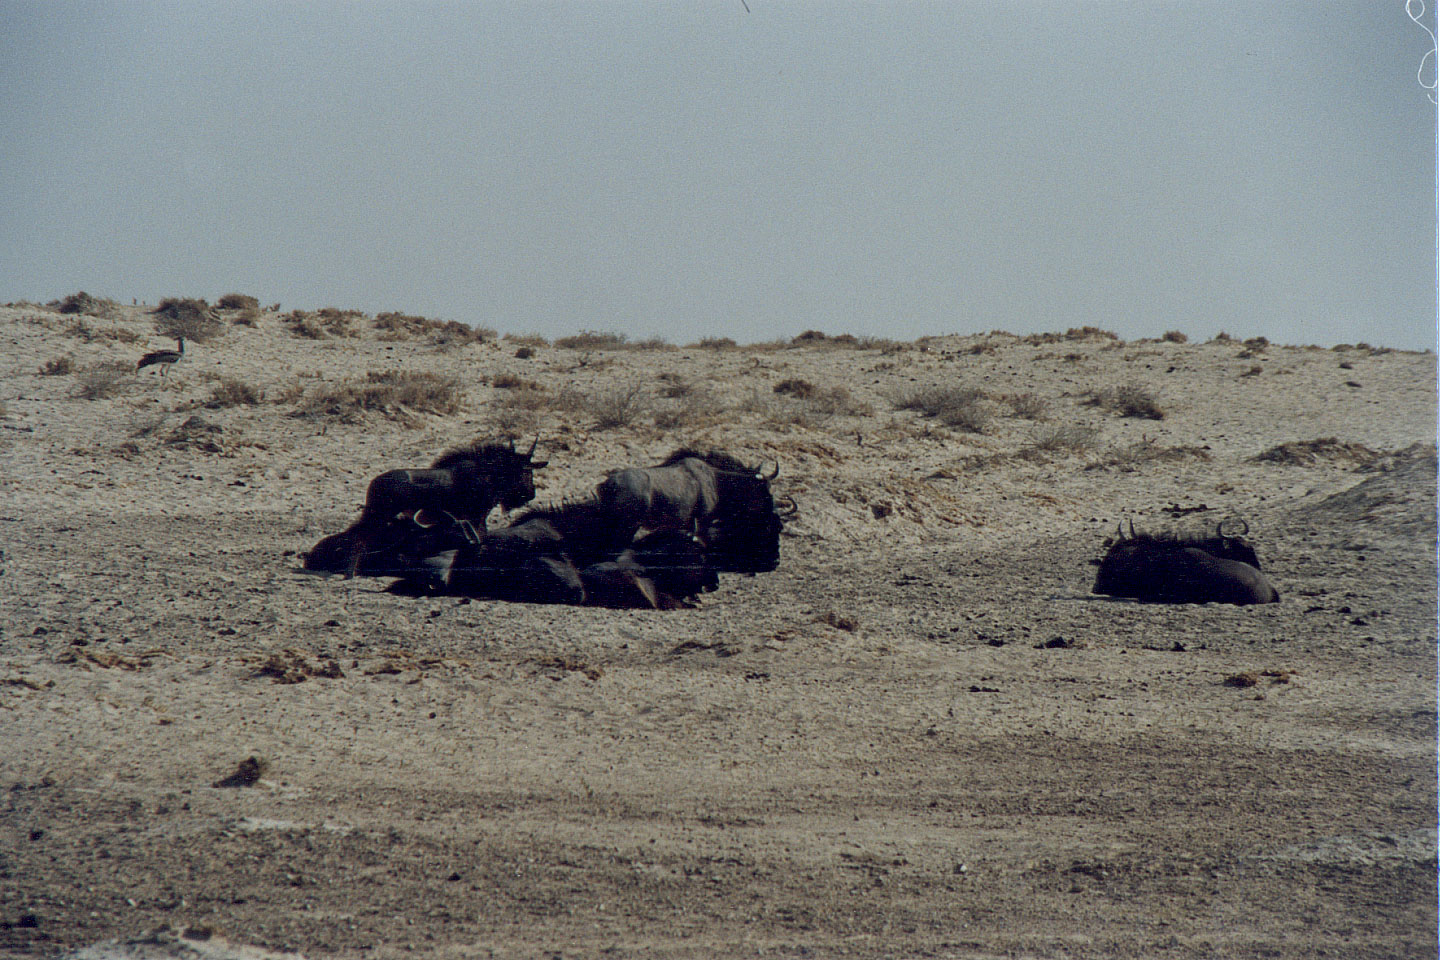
[431, 438, 527, 471]
[657, 448, 752, 473]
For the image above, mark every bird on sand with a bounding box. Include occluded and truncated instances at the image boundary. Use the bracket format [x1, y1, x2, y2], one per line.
[137, 337, 184, 375]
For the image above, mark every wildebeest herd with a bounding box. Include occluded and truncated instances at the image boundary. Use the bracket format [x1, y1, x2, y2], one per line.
[304, 439, 797, 609]
[304, 437, 1279, 608]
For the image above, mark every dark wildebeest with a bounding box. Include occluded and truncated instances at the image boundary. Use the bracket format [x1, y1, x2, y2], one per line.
[597, 449, 789, 571]
[388, 518, 715, 609]
[303, 438, 547, 577]
[1092, 520, 1279, 605]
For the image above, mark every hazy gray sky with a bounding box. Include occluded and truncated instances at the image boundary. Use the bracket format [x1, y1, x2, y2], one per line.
[2, 1, 1436, 349]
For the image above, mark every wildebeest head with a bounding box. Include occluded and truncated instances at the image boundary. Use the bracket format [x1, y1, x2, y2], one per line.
[1093, 519, 1277, 605]
[431, 436, 547, 512]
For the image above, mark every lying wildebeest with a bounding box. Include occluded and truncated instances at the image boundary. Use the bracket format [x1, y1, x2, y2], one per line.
[303, 437, 547, 577]
[387, 518, 716, 609]
[1092, 520, 1279, 605]
[597, 449, 792, 571]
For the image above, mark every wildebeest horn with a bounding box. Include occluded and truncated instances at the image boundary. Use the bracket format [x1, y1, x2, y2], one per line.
[757, 460, 779, 481]
[1127, 519, 1136, 539]
[778, 495, 798, 516]
[1218, 517, 1249, 538]
[527, 436, 539, 457]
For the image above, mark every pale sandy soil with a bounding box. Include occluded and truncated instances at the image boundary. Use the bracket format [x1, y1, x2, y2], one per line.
[0, 303, 1435, 959]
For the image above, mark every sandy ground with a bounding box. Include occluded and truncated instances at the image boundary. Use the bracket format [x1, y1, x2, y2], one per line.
[0, 303, 1435, 959]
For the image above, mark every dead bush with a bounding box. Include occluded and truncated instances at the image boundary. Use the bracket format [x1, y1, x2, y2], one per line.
[1004, 392, 1049, 420]
[774, 378, 817, 399]
[1162, 330, 1188, 343]
[555, 331, 629, 350]
[504, 333, 550, 347]
[1241, 364, 1264, 377]
[233, 306, 261, 327]
[294, 371, 464, 423]
[1251, 438, 1380, 467]
[64, 320, 142, 345]
[1026, 423, 1098, 454]
[73, 362, 131, 400]
[657, 373, 695, 398]
[284, 311, 328, 339]
[1085, 384, 1164, 420]
[630, 336, 673, 351]
[805, 385, 872, 417]
[894, 385, 991, 432]
[40, 356, 76, 376]
[315, 307, 364, 337]
[491, 373, 535, 389]
[791, 330, 830, 345]
[56, 291, 122, 318]
[691, 337, 737, 351]
[205, 377, 265, 408]
[653, 390, 720, 430]
[153, 298, 224, 342]
[588, 382, 648, 430]
[514, 346, 535, 359]
[1091, 436, 1210, 471]
[217, 293, 260, 311]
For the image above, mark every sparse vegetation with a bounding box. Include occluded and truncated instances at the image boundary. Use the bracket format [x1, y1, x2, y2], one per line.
[692, 337, 737, 351]
[205, 378, 265, 408]
[72, 362, 131, 400]
[1162, 330, 1188, 343]
[1090, 436, 1210, 471]
[588, 382, 648, 430]
[1251, 438, 1381, 467]
[555, 331, 629, 350]
[504, 333, 550, 348]
[284, 311, 328, 339]
[1004, 393, 1049, 420]
[40, 356, 76, 376]
[894, 385, 991, 432]
[154, 298, 224, 342]
[56, 291, 122, 318]
[774, 379, 817, 399]
[1028, 423, 1098, 454]
[216, 293, 260, 311]
[294, 371, 464, 423]
[1085, 383, 1164, 420]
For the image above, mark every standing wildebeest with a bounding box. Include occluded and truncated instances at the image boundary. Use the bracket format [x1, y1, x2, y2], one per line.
[1092, 520, 1279, 605]
[597, 449, 789, 571]
[303, 438, 547, 577]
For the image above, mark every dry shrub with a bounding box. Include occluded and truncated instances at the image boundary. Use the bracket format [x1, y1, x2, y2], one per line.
[206, 377, 265, 408]
[373, 311, 490, 345]
[1027, 424, 1098, 454]
[657, 373, 695, 398]
[653, 389, 720, 430]
[1212, 331, 1234, 342]
[73, 362, 131, 400]
[64, 320, 142, 345]
[555, 330, 629, 350]
[491, 373, 537, 390]
[514, 346, 535, 359]
[774, 378, 817, 399]
[154, 298, 224, 342]
[791, 330, 830, 345]
[1085, 384, 1164, 420]
[691, 337, 737, 351]
[283, 311, 328, 339]
[1162, 330, 1188, 343]
[40, 356, 76, 376]
[589, 382, 648, 430]
[316, 307, 365, 337]
[894, 385, 991, 432]
[216, 293, 260, 311]
[857, 336, 905, 354]
[1251, 438, 1380, 467]
[630, 336, 673, 351]
[1004, 392, 1049, 420]
[805, 385, 871, 417]
[56, 291, 122, 318]
[295, 371, 464, 423]
[504, 333, 550, 347]
[1091, 436, 1210, 471]
[1240, 364, 1264, 377]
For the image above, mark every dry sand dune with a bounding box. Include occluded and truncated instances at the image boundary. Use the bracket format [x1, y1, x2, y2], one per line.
[1, 300, 1435, 959]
